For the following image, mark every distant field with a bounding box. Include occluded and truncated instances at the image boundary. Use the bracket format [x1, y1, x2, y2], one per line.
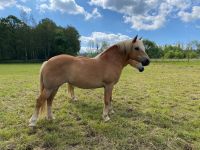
[0, 62, 200, 150]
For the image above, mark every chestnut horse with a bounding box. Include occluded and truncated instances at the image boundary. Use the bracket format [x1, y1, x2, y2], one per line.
[29, 35, 150, 127]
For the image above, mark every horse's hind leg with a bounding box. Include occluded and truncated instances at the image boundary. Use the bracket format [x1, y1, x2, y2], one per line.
[46, 89, 58, 120]
[29, 88, 52, 127]
[67, 84, 77, 101]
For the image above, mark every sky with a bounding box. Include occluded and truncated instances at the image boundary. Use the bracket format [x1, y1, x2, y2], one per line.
[0, 0, 200, 52]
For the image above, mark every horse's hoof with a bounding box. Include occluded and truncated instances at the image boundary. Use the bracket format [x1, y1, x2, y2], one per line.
[29, 118, 37, 127]
[103, 115, 110, 122]
[46, 116, 55, 120]
[28, 126, 37, 134]
[28, 122, 36, 127]
[110, 110, 115, 114]
[72, 97, 78, 101]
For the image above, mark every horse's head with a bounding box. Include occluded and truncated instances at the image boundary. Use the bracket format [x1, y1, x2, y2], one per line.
[125, 35, 150, 71]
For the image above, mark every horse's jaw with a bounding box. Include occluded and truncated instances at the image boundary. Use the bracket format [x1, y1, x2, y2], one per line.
[135, 62, 144, 72]
[128, 59, 144, 72]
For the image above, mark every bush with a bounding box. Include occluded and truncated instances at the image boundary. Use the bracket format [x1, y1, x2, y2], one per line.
[189, 51, 198, 58]
[164, 51, 175, 59]
[174, 51, 184, 59]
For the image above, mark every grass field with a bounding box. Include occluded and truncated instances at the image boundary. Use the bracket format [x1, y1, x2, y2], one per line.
[0, 61, 200, 150]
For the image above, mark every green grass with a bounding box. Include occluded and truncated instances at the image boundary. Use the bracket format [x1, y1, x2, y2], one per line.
[0, 61, 200, 150]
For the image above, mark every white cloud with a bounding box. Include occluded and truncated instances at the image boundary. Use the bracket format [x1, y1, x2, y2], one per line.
[89, 0, 198, 30]
[80, 32, 130, 52]
[85, 8, 102, 20]
[0, 0, 16, 10]
[0, 0, 31, 14]
[38, 0, 101, 20]
[81, 32, 130, 45]
[178, 6, 200, 22]
[16, 4, 32, 14]
[39, 3, 49, 13]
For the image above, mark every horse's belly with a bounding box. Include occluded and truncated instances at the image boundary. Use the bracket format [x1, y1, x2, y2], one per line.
[69, 76, 104, 89]
[66, 63, 105, 88]
[74, 83, 103, 89]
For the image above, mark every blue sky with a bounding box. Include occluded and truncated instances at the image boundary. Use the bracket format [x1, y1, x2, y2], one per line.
[0, 0, 200, 52]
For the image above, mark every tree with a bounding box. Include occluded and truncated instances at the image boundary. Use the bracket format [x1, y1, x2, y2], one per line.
[100, 41, 109, 52]
[20, 11, 31, 60]
[0, 15, 27, 60]
[143, 39, 163, 58]
[164, 50, 175, 59]
[63, 26, 80, 56]
[162, 45, 186, 59]
[35, 18, 57, 59]
[189, 40, 200, 56]
[88, 40, 95, 51]
[0, 15, 81, 61]
[53, 26, 80, 56]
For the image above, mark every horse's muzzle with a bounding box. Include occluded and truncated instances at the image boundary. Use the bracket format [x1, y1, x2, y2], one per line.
[141, 58, 150, 66]
[139, 67, 144, 72]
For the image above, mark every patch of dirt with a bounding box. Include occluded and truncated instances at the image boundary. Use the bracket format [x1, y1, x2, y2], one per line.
[184, 143, 193, 150]
[85, 125, 96, 137]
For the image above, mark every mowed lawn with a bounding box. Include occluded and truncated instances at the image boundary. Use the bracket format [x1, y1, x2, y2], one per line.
[0, 61, 200, 150]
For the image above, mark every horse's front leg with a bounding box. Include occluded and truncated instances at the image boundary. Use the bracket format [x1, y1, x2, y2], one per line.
[109, 96, 115, 114]
[103, 84, 113, 122]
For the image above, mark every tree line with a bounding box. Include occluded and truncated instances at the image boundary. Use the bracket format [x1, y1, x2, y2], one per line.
[0, 15, 80, 61]
[0, 15, 200, 61]
[82, 38, 200, 59]
[143, 40, 200, 59]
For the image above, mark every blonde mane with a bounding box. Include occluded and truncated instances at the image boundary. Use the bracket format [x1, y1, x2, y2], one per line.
[95, 39, 133, 58]
[116, 39, 133, 52]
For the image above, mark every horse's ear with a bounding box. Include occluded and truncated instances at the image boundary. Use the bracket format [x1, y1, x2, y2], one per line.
[132, 35, 138, 43]
[139, 37, 142, 40]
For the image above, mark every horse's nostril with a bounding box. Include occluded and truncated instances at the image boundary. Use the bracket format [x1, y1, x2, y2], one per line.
[142, 59, 150, 66]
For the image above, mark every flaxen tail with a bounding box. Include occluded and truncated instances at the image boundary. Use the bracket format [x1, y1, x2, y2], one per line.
[39, 61, 47, 114]
[39, 61, 47, 93]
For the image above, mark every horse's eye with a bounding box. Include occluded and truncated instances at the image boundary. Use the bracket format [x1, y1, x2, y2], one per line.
[135, 47, 139, 51]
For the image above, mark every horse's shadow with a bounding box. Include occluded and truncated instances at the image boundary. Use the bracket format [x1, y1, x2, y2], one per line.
[71, 99, 180, 129]
[35, 98, 179, 133]
[71, 99, 103, 121]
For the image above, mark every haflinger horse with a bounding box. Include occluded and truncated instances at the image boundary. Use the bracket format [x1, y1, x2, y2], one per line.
[29, 35, 150, 127]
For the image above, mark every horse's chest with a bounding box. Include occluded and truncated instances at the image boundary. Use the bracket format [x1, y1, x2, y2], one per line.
[103, 69, 122, 85]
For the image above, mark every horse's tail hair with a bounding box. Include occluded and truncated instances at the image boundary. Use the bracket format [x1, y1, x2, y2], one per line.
[68, 84, 73, 96]
[39, 61, 47, 93]
[39, 61, 47, 114]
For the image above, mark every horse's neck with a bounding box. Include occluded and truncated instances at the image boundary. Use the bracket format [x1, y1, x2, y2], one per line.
[98, 45, 128, 67]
